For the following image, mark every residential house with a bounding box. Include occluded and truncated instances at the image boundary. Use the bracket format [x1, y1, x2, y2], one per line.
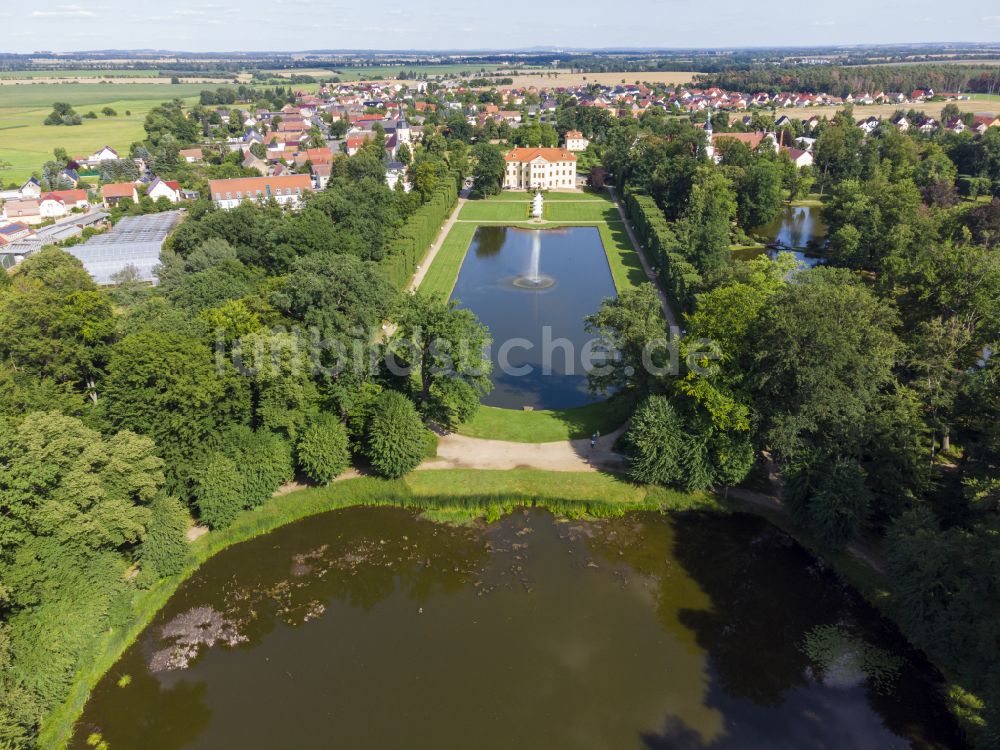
[101, 182, 138, 207]
[783, 147, 813, 168]
[147, 178, 182, 203]
[179, 148, 204, 163]
[1, 199, 42, 225]
[242, 150, 269, 175]
[503, 148, 578, 191]
[0, 222, 32, 245]
[208, 174, 312, 209]
[89, 146, 120, 162]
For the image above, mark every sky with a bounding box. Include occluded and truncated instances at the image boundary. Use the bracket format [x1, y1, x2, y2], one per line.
[3, 0, 1000, 54]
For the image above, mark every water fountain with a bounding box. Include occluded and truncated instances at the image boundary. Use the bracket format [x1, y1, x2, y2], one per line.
[512, 230, 554, 289]
[531, 189, 544, 219]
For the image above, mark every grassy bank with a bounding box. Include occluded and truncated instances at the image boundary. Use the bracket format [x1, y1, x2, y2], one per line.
[458, 396, 633, 442]
[42, 469, 715, 747]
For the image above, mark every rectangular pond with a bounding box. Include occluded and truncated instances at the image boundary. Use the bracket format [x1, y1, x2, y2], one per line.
[450, 225, 617, 410]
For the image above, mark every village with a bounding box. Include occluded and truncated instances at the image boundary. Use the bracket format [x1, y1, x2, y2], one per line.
[0, 73, 998, 278]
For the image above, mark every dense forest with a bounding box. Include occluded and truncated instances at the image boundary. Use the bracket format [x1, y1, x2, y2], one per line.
[694, 64, 1000, 96]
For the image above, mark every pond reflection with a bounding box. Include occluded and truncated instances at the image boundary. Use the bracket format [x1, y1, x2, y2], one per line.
[73, 508, 965, 750]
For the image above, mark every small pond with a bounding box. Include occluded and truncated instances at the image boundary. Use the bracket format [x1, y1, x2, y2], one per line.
[736, 205, 828, 269]
[451, 225, 617, 410]
[72, 507, 964, 750]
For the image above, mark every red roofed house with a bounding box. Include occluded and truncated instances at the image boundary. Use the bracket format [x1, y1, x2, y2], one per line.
[1, 199, 42, 225]
[179, 148, 204, 163]
[208, 174, 312, 210]
[101, 182, 138, 208]
[504, 148, 578, 190]
[147, 178, 182, 203]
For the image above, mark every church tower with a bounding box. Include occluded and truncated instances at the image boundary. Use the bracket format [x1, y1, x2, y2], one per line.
[704, 116, 715, 161]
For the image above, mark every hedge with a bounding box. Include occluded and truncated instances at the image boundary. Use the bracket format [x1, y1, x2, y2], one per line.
[378, 172, 460, 289]
[622, 189, 703, 314]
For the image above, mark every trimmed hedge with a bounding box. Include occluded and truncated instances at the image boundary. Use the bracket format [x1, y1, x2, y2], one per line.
[623, 189, 702, 313]
[379, 172, 460, 289]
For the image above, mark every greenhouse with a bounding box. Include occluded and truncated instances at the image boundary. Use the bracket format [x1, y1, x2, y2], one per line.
[68, 210, 183, 285]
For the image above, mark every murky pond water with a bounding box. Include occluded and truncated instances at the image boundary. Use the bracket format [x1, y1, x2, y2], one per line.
[451, 225, 617, 410]
[72, 508, 963, 750]
[737, 205, 828, 269]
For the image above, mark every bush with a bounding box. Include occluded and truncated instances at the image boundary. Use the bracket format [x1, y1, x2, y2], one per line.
[230, 428, 294, 506]
[627, 395, 687, 486]
[192, 453, 245, 529]
[365, 391, 427, 478]
[296, 413, 350, 483]
[627, 395, 753, 492]
[141, 495, 191, 578]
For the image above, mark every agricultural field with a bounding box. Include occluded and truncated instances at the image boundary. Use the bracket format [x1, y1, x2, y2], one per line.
[0, 83, 209, 184]
[766, 94, 999, 124]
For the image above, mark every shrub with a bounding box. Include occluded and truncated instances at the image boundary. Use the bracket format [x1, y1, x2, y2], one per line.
[296, 413, 350, 483]
[141, 495, 191, 578]
[226, 427, 294, 506]
[785, 457, 871, 547]
[192, 453, 246, 529]
[365, 391, 426, 478]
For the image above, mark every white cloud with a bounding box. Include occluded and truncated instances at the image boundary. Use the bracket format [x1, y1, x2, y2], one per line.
[172, 8, 207, 15]
[982, 15, 1000, 22]
[31, 5, 96, 17]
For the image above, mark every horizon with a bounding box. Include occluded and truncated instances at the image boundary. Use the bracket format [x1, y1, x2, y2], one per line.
[4, 0, 1000, 56]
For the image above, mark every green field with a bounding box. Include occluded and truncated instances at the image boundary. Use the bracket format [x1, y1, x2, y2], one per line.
[0, 83, 210, 183]
[0, 69, 162, 79]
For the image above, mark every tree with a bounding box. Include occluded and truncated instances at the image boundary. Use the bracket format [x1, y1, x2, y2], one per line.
[100, 331, 250, 489]
[675, 166, 737, 277]
[751, 267, 901, 463]
[364, 390, 426, 478]
[736, 160, 784, 229]
[785, 456, 872, 547]
[393, 293, 491, 428]
[296, 413, 350, 483]
[140, 495, 190, 578]
[0, 251, 115, 399]
[471, 142, 506, 196]
[585, 283, 665, 395]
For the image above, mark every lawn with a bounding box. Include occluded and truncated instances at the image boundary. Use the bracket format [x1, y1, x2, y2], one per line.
[458, 200, 531, 222]
[543, 201, 621, 222]
[458, 395, 635, 442]
[420, 221, 477, 298]
[0, 83, 211, 183]
[484, 189, 609, 202]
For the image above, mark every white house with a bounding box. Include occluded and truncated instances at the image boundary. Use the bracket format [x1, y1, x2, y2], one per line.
[503, 148, 578, 191]
[564, 129, 590, 152]
[147, 178, 182, 203]
[385, 161, 410, 192]
[89, 146, 120, 162]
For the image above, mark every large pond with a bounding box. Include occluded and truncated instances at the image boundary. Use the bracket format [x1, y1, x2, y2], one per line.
[451, 226, 617, 410]
[73, 507, 964, 749]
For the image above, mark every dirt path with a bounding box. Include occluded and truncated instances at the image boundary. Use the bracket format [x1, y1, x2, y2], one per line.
[421, 425, 628, 473]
